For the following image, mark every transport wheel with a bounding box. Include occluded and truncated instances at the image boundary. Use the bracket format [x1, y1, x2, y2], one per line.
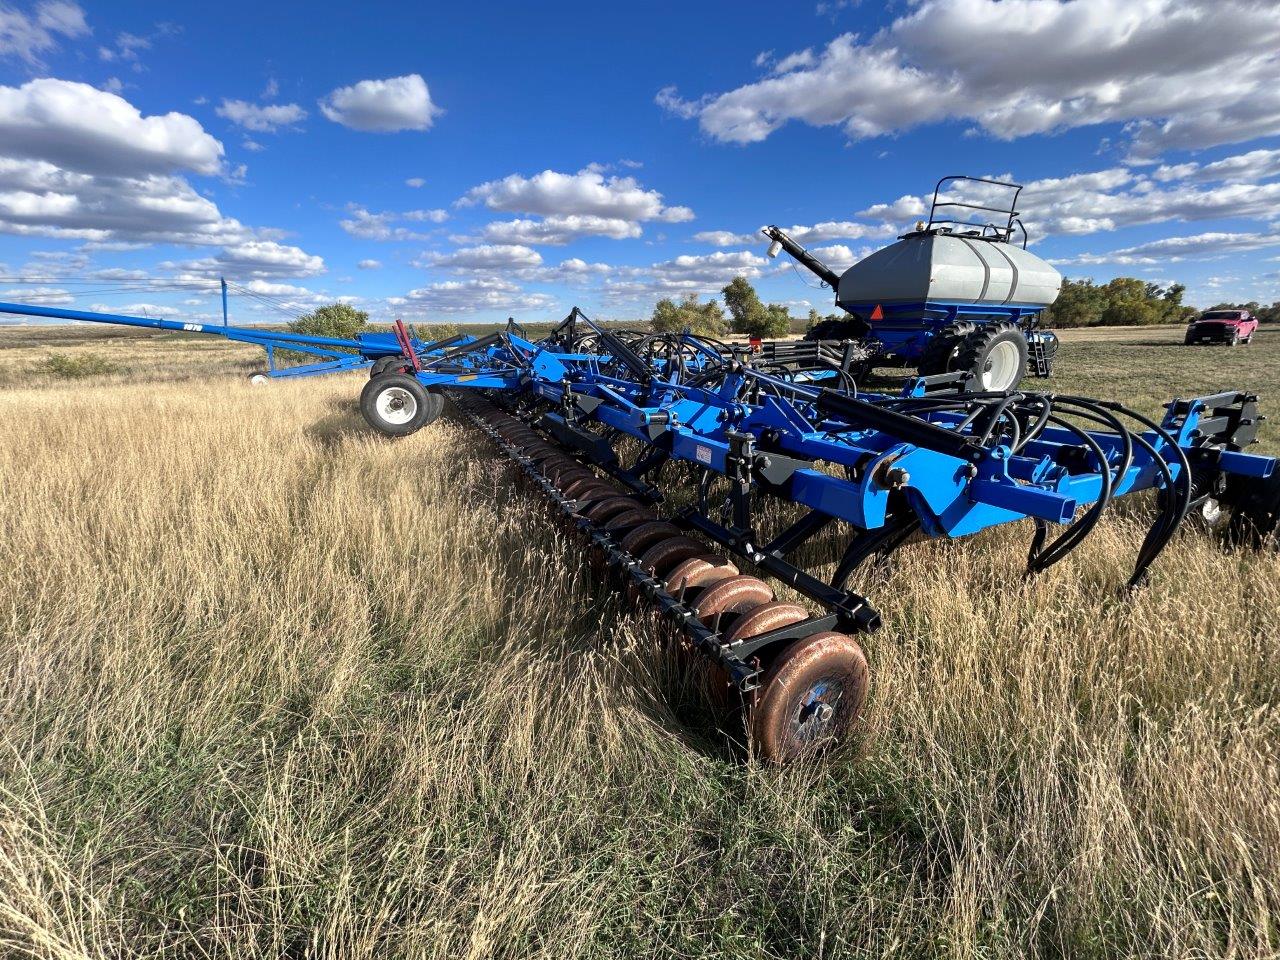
[248, 373, 270, 385]
[750, 632, 869, 763]
[359, 373, 442, 437]
[369, 357, 405, 378]
[916, 321, 976, 375]
[954, 324, 1029, 392]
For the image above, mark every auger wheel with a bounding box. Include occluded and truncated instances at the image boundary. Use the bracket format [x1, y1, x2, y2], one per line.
[453, 392, 871, 764]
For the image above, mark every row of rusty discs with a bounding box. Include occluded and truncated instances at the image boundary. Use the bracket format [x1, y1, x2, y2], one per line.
[477, 402, 870, 764]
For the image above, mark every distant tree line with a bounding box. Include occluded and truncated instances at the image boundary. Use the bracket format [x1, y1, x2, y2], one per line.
[1039, 278, 1280, 328]
[650, 275, 1280, 335]
[651, 277, 799, 338]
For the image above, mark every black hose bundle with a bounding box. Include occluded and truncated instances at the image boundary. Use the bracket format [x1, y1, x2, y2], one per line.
[854, 390, 1193, 587]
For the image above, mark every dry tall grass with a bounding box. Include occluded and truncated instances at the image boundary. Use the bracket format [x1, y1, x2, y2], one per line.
[1, 326, 1279, 958]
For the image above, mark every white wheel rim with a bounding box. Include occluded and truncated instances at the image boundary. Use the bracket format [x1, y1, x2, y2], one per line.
[982, 340, 1022, 391]
[376, 386, 418, 425]
[249, 374, 269, 386]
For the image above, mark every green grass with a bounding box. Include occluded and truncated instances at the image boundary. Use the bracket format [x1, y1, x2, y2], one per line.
[36, 351, 125, 379]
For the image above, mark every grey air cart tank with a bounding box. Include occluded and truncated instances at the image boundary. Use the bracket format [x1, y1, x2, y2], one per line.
[765, 175, 1064, 393]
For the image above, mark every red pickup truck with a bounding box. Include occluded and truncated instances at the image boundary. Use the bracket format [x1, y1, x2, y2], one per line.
[1185, 309, 1258, 346]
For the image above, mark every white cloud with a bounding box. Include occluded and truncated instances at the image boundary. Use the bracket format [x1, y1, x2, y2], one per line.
[339, 203, 447, 241]
[692, 230, 758, 247]
[88, 301, 178, 316]
[216, 99, 307, 133]
[357, 258, 381, 270]
[319, 74, 441, 132]
[0, 79, 224, 177]
[605, 250, 767, 302]
[0, 284, 72, 303]
[397, 276, 554, 315]
[476, 214, 642, 246]
[655, 250, 766, 282]
[98, 30, 149, 66]
[696, 220, 895, 247]
[659, 0, 1280, 156]
[164, 240, 325, 279]
[1153, 148, 1280, 185]
[1051, 231, 1280, 266]
[0, 157, 253, 245]
[857, 157, 1280, 241]
[405, 177, 425, 188]
[424, 243, 542, 270]
[856, 195, 927, 221]
[461, 167, 693, 223]
[0, 1, 88, 66]
[517, 257, 613, 284]
[403, 208, 448, 223]
[809, 243, 864, 271]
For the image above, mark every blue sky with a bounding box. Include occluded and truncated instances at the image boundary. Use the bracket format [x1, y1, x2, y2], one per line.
[0, 0, 1277, 326]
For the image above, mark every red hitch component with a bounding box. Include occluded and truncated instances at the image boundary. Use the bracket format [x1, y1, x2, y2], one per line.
[393, 317, 422, 372]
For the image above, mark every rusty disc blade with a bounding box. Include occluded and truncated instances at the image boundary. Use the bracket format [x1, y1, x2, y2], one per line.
[619, 521, 682, 556]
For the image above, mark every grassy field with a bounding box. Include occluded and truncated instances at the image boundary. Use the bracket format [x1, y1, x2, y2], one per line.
[1, 323, 1279, 958]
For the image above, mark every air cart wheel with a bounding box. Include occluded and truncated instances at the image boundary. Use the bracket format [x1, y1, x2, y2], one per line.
[955, 323, 1029, 392]
[359, 373, 442, 437]
[804, 318, 860, 342]
[751, 632, 869, 763]
[916, 320, 976, 375]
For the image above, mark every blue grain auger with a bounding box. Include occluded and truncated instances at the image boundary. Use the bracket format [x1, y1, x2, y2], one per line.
[356, 308, 1279, 762]
[0, 281, 472, 381]
[766, 176, 1062, 391]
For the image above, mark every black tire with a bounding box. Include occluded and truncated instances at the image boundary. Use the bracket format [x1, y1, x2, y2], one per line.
[369, 356, 404, 379]
[953, 323, 1029, 392]
[804, 319, 861, 342]
[359, 373, 442, 437]
[1183, 335, 1196, 346]
[1230, 335, 1240, 347]
[916, 321, 977, 375]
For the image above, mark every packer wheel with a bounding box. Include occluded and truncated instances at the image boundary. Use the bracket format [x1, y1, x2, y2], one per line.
[750, 632, 869, 763]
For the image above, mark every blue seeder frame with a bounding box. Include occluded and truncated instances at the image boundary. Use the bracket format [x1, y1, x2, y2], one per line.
[383, 310, 1274, 646]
